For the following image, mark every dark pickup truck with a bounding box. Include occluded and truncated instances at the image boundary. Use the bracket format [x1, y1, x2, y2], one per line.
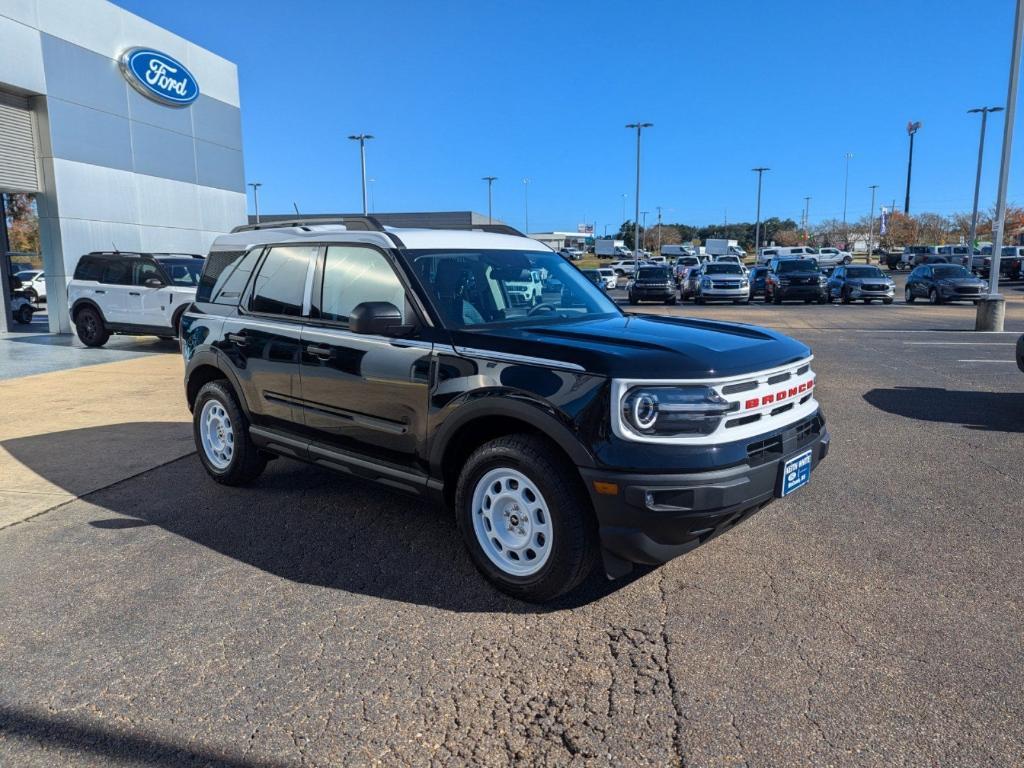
[181, 218, 829, 601]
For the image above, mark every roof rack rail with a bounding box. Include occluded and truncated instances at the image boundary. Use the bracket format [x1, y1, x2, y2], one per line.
[423, 223, 527, 237]
[231, 216, 387, 233]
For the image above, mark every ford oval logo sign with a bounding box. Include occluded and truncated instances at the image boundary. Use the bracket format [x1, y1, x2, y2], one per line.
[119, 48, 199, 107]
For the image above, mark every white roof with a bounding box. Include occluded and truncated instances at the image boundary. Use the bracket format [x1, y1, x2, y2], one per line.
[210, 224, 549, 253]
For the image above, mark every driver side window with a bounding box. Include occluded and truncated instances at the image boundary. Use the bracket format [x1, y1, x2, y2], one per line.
[320, 245, 406, 325]
[133, 261, 162, 286]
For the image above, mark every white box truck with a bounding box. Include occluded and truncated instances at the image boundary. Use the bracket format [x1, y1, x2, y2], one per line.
[705, 239, 747, 261]
[595, 239, 631, 259]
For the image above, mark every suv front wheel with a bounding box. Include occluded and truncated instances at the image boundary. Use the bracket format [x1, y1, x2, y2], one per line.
[455, 434, 597, 602]
[193, 380, 267, 486]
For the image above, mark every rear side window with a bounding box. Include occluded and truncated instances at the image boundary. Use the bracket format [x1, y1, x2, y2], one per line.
[101, 260, 132, 285]
[249, 246, 315, 317]
[319, 245, 406, 324]
[74, 256, 104, 281]
[199, 249, 260, 305]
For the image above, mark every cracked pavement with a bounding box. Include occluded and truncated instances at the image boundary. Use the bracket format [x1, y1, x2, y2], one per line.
[1, 303, 1023, 767]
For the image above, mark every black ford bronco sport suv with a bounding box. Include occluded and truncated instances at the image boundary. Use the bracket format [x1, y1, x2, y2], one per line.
[182, 218, 829, 602]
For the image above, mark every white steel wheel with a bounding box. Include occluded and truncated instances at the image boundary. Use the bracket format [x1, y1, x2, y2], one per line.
[199, 398, 234, 470]
[471, 467, 553, 577]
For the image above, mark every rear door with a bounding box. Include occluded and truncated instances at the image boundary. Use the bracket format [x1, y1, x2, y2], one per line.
[97, 259, 133, 324]
[220, 244, 316, 432]
[298, 243, 432, 470]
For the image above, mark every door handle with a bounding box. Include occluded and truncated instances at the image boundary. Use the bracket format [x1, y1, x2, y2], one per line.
[306, 344, 333, 360]
[226, 332, 248, 347]
[129, 291, 140, 296]
[94, 290, 106, 294]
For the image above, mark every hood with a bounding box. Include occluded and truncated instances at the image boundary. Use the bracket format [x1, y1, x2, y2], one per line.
[937, 277, 985, 286]
[449, 314, 810, 379]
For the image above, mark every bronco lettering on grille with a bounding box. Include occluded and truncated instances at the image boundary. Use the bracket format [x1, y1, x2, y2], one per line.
[743, 379, 814, 410]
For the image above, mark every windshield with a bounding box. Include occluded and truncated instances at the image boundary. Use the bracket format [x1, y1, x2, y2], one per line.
[410, 249, 619, 328]
[847, 267, 884, 278]
[777, 259, 820, 273]
[158, 258, 203, 286]
[933, 265, 970, 279]
[637, 267, 670, 279]
[704, 263, 743, 275]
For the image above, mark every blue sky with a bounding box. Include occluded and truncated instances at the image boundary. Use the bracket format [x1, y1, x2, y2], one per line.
[116, 0, 1022, 232]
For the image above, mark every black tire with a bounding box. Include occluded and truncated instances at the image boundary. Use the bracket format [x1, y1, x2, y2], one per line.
[841, 288, 851, 304]
[695, 295, 705, 305]
[817, 296, 827, 304]
[192, 380, 267, 486]
[455, 434, 598, 602]
[75, 306, 110, 347]
[666, 296, 677, 305]
[628, 294, 638, 305]
[14, 304, 32, 324]
[905, 287, 915, 303]
[883, 298, 893, 305]
[772, 291, 782, 305]
[929, 288, 941, 305]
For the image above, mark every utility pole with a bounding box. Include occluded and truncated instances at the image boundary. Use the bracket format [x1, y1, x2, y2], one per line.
[640, 211, 649, 253]
[803, 196, 811, 242]
[656, 205, 663, 253]
[621, 193, 627, 225]
[752, 167, 770, 253]
[522, 178, 530, 233]
[842, 152, 853, 244]
[367, 178, 375, 213]
[482, 176, 497, 224]
[626, 122, 653, 260]
[247, 182, 262, 224]
[347, 133, 374, 215]
[867, 185, 878, 263]
[978, 0, 1023, 331]
[904, 122, 921, 214]
[967, 107, 1003, 262]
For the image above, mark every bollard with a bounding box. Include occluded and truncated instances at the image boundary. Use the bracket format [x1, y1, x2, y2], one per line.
[975, 295, 1006, 331]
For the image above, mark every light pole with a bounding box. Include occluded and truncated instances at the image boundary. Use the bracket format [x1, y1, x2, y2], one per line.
[904, 122, 921, 214]
[978, 0, 1023, 332]
[867, 185, 878, 263]
[803, 196, 811, 242]
[482, 176, 497, 224]
[640, 211, 649, 253]
[842, 152, 853, 243]
[621, 193, 628, 225]
[966, 107, 1003, 261]
[347, 133, 374, 216]
[522, 178, 530, 233]
[626, 122, 653, 259]
[247, 182, 262, 223]
[752, 167, 769, 253]
[656, 205, 663, 253]
[367, 178, 376, 213]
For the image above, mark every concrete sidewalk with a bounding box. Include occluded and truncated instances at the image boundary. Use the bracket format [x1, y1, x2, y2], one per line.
[0, 353, 192, 528]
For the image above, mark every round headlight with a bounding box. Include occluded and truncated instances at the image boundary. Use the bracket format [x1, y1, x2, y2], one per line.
[630, 392, 659, 430]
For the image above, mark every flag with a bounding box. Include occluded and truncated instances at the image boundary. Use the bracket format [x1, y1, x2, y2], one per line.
[880, 207, 888, 236]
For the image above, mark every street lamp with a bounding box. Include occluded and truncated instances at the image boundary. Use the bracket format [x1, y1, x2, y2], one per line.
[842, 152, 853, 243]
[247, 182, 262, 224]
[656, 205, 663, 253]
[752, 167, 770, 252]
[978, 0, 1023, 332]
[626, 122, 653, 258]
[966, 107, 1003, 260]
[482, 176, 497, 224]
[347, 133, 374, 216]
[867, 185, 879, 263]
[522, 178, 530, 233]
[367, 178, 376, 213]
[640, 210, 649, 253]
[904, 122, 921, 214]
[803, 196, 811, 242]
[621, 193, 628, 224]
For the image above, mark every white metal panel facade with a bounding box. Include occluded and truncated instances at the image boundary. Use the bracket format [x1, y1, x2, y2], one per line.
[0, 90, 38, 192]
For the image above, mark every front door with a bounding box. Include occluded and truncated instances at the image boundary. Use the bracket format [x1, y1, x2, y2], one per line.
[298, 244, 432, 469]
[129, 259, 175, 329]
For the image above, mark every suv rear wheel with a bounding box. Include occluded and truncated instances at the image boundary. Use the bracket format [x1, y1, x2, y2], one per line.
[75, 306, 110, 347]
[455, 434, 597, 602]
[193, 380, 267, 486]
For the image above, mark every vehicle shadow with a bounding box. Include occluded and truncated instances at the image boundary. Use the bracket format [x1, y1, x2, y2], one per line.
[1, 423, 647, 613]
[863, 386, 1024, 433]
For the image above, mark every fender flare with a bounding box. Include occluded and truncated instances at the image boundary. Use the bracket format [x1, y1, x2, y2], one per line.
[184, 348, 253, 419]
[428, 392, 596, 478]
[70, 298, 107, 327]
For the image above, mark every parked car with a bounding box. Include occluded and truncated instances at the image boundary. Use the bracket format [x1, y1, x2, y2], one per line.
[596, 267, 618, 290]
[627, 265, 677, 305]
[756, 247, 781, 265]
[712, 254, 746, 270]
[558, 247, 584, 261]
[673, 256, 701, 286]
[506, 268, 544, 306]
[764, 258, 829, 304]
[904, 264, 988, 304]
[67, 251, 205, 346]
[608, 260, 638, 277]
[772, 246, 818, 261]
[827, 265, 895, 304]
[8, 289, 34, 325]
[15, 270, 46, 302]
[815, 247, 853, 268]
[748, 265, 769, 298]
[181, 217, 829, 601]
[692, 262, 750, 304]
[975, 245, 1024, 280]
[890, 245, 937, 271]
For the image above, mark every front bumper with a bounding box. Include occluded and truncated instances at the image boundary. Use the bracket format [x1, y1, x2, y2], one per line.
[776, 284, 828, 300]
[701, 286, 750, 299]
[580, 415, 830, 576]
[849, 286, 895, 299]
[631, 286, 675, 299]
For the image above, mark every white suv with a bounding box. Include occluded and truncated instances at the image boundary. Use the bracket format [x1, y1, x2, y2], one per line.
[67, 251, 205, 347]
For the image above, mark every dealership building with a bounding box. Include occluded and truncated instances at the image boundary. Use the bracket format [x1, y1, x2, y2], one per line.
[0, 0, 245, 333]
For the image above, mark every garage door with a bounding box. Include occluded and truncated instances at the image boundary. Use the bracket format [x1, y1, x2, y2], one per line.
[0, 91, 39, 192]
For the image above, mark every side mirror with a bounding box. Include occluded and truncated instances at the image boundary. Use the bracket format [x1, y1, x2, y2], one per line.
[349, 301, 412, 336]
[144, 277, 165, 288]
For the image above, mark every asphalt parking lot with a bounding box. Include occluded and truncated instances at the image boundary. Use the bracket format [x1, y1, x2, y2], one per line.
[1, 280, 1022, 767]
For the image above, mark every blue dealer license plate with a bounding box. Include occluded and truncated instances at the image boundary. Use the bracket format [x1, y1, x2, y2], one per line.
[779, 449, 813, 497]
